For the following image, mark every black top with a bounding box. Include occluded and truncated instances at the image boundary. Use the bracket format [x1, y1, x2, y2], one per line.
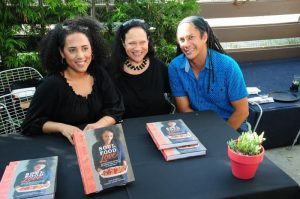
[21, 67, 124, 135]
[117, 56, 171, 118]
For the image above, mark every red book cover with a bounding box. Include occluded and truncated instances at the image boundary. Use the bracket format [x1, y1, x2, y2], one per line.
[0, 164, 17, 199]
[146, 119, 199, 150]
[0, 156, 58, 199]
[73, 124, 135, 195]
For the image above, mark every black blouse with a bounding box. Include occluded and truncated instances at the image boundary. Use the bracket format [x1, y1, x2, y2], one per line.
[117, 56, 171, 118]
[21, 67, 124, 135]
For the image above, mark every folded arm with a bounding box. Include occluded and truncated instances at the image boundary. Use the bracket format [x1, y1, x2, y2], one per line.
[42, 121, 83, 145]
[227, 97, 249, 130]
[175, 96, 194, 112]
[83, 116, 116, 132]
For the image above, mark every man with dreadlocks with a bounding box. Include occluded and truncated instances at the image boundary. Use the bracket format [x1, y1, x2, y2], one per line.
[168, 16, 249, 132]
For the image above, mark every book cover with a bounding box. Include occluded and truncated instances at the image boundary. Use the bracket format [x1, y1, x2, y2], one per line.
[0, 156, 58, 199]
[73, 124, 135, 195]
[146, 119, 199, 150]
[161, 142, 207, 161]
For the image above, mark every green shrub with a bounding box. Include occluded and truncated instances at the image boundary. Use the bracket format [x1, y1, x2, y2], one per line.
[102, 0, 201, 64]
[1, 0, 201, 73]
[0, 0, 89, 71]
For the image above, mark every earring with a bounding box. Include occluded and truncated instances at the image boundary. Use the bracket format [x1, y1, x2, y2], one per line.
[61, 58, 66, 65]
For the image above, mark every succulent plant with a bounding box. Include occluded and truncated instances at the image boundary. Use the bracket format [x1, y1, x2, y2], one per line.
[292, 80, 299, 86]
[228, 131, 266, 156]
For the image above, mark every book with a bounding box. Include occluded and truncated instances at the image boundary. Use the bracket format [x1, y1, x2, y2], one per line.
[246, 87, 261, 95]
[146, 119, 199, 150]
[161, 142, 207, 161]
[0, 156, 58, 199]
[248, 96, 274, 104]
[73, 124, 135, 194]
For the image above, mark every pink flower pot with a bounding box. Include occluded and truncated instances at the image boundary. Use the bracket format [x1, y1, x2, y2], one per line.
[228, 145, 264, 180]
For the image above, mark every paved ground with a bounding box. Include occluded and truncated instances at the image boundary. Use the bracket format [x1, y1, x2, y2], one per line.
[265, 145, 300, 185]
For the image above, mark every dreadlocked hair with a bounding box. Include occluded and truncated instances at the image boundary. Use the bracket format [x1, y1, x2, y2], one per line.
[177, 16, 226, 93]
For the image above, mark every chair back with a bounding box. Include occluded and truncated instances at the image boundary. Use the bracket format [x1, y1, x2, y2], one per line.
[0, 86, 36, 134]
[0, 67, 43, 95]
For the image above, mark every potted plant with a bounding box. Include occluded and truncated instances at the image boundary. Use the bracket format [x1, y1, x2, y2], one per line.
[227, 129, 266, 180]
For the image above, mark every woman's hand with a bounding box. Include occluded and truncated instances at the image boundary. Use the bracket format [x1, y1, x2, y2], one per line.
[83, 116, 116, 132]
[60, 125, 83, 145]
[42, 121, 83, 144]
[83, 123, 99, 132]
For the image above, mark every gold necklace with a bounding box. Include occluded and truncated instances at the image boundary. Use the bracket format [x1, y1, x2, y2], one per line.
[125, 58, 147, 71]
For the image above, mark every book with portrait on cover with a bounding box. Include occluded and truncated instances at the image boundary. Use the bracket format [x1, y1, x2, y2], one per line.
[0, 156, 58, 199]
[161, 142, 207, 161]
[146, 119, 199, 150]
[73, 124, 135, 195]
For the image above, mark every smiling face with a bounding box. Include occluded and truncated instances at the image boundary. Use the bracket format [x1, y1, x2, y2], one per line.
[102, 130, 114, 144]
[176, 23, 207, 62]
[123, 27, 149, 65]
[60, 32, 92, 74]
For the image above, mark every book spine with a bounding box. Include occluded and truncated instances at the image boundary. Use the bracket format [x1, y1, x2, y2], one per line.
[0, 161, 19, 199]
[146, 125, 161, 150]
[160, 150, 170, 161]
[73, 133, 97, 194]
[146, 123, 169, 150]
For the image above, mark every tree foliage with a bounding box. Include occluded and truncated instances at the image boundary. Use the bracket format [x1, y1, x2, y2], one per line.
[0, 0, 201, 72]
[102, 0, 200, 64]
[0, 0, 89, 71]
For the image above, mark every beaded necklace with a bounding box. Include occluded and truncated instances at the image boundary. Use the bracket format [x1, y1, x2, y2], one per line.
[124, 58, 147, 71]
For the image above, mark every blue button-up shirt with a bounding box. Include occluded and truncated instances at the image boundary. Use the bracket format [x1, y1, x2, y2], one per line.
[168, 49, 248, 120]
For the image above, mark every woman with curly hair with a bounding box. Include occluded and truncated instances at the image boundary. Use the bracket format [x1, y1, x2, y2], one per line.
[21, 17, 124, 144]
[108, 19, 172, 118]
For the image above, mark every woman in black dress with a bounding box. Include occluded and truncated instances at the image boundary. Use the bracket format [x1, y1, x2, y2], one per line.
[108, 19, 172, 118]
[21, 17, 124, 144]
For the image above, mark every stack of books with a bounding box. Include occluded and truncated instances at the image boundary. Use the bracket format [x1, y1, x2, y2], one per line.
[0, 156, 58, 199]
[146, 119, 207, 161]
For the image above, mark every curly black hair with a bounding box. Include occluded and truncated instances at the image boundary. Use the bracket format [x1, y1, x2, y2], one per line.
[108, 19, 155, 80]
[93, 126, 121, 142]
[26, 158, 50, 171]
[39, 16, 109, 74]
